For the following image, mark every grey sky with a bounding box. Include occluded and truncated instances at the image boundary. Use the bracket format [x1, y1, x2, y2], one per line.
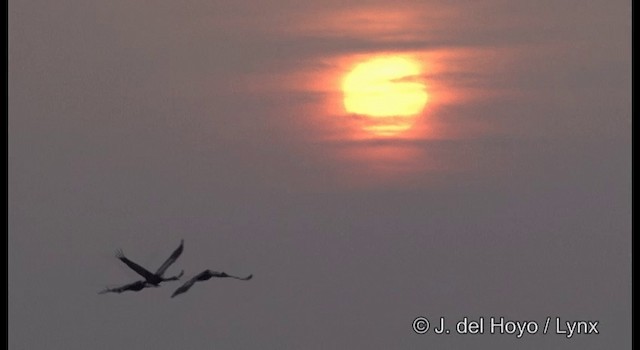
[9, 1, 630, 349]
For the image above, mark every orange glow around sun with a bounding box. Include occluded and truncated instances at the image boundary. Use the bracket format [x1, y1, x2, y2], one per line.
[342, 56, 428, 136]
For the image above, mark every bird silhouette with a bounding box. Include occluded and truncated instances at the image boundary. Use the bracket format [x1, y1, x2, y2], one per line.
[98, 280, 157, 294]
[171, 270, 253, 298]
[116, 239, 185, 286]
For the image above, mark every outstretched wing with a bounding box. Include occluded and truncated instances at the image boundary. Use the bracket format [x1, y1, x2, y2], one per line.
[98, 280, 147, 294]
[115, 250, 156, 282]
[171, 273, 202, 298]
[155, 239, 184, 277]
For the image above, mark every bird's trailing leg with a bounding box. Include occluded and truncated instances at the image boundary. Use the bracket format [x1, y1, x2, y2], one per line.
[214, 271, 253, 281]
[229, 273, 253, 281]
[164, 270, 184, 281]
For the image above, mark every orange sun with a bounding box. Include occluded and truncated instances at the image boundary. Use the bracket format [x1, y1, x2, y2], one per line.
[342, 56, 428, 136]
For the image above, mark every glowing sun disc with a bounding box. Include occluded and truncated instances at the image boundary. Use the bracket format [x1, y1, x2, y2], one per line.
[342, 56, 428, 135]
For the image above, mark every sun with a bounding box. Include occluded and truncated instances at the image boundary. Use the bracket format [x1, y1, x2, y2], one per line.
[342, 56, 428, 136]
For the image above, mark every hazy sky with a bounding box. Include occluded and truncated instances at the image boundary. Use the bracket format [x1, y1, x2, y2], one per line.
[9, 1, 630, 349]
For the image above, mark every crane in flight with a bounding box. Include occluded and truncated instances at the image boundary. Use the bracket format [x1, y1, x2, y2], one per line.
[98, 239, 185, 295]
[171, 270, 253, 298]
[115, 239, 185, 286]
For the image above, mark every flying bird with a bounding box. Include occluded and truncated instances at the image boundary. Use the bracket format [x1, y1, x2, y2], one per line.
[116, 239, 185, 286]
[99, 240, 185, 295]
[98, 280, 156, 294]
[171, 270, 253, 298]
